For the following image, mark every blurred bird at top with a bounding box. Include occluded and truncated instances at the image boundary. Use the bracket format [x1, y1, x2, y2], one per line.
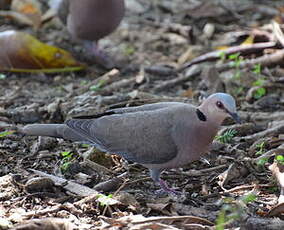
[57, 0, 125, 69]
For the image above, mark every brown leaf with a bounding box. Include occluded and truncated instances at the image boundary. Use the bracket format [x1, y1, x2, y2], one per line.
[218, 162, 249, 189]
[187, 2, 226, 18]
[11, 0, 42, 29]
[0, 10, 34, 26]
[268, 203, 284, 217]
[11, 218, 74, 230]
[147, 202, 177, 216]
[114, 192, 140, 211]
[99, 215, 214, 230]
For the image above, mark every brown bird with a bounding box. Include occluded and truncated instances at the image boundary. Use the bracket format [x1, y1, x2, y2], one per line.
[58, 0, 125, 68]
[22, 93, 240, 194]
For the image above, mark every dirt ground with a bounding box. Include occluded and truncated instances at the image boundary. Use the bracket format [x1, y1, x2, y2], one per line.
[0, 0, 284, 229]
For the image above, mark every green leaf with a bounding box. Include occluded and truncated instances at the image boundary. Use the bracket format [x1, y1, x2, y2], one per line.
[276, 155, 284, 165]
[241, 193, 257, 203]
[257, 157, 268, 166]
[252, 64, 261, 74]
[216, 210, 225, 230]
[233, 70, 241, 79]
[276, 155, 284, 161]
[61, 151, 72, 157]
[215, 129, 237, 143]
[80, 80, 88, 86]
[256, 142, 265, 149]
[218, 51, 226, 61]
[123, 45, 135, 56]
[253, 87, 266, 99]
[90, 79, 107, 92]
[267, 186, 278, 192]
[228, 53, 242, 68]
[255, 141, 266, 155]
[0, 131, 14, 138]
[61, 151, 73, 162]
[61, 161, 71, 172]
[228, 53, 240, 60]
[253, 79, 265, 87]
[96, 194, 116, 206]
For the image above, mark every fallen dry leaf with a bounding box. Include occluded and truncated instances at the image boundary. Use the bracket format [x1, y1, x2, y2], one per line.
[268, 203, 284, 217]
[11, 218, 74, 230]
[218, 162, 249, 189]
[147, 202, 177, 216]
[99, 214, 214, 230]
[0, 30, 85, 73]
[11, 0, 42, 28]
[0, 10, 35, 26]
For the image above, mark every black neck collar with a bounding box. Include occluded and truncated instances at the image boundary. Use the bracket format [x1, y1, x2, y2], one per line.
[196, 109, 207, 122]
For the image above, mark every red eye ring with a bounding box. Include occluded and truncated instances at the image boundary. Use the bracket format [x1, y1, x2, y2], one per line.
[216, 101, 224, 109]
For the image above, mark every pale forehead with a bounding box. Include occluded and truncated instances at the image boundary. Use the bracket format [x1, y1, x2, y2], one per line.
[208, 93, 236, 110]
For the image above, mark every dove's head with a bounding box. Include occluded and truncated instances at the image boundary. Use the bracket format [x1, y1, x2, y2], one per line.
[199, 93, 241, 124]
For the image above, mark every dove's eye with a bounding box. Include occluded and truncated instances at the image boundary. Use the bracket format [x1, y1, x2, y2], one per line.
[216, 101, 224, 109]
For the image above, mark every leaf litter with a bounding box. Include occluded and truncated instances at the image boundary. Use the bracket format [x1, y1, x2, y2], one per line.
[0, 0, 284, 229]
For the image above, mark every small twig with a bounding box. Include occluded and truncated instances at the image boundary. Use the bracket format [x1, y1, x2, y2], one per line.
[99, 78, 136, 96]
[125, 176, 152, 186]
[83, 158, 114, 175]
[93, 172, 128, 192]
[220, 183, 273, 194]
[145, 65, 178, 76]
[238, 123, 284, 142]
[130, 215, 214, 226]
[29, 169, 118, 207]
[142, 18, 192, 38]
[154, 65, 201, 92]
[254, 145, 284, 162]
[79, 68, 120, 93]
[216, 49, 284, 72]
[239, 111, 284, 123]
[181, 164, 228, 177]
[179, 42, 277, 71]
[272, 21, 284, 48]
[24, 203, 81, 218]
[0, 10, 34, 26]
[102, 176, 129, 216]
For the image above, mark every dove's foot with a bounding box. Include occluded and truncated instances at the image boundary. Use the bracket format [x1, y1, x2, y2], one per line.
[155, 179, 181, 196]
[83, 41, 115, 69]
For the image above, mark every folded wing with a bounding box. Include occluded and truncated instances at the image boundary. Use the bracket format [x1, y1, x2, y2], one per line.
[66, 108, 179, 164]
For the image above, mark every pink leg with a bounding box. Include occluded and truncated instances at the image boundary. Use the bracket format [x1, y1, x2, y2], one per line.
[83, 41, 115, 69]
[156, 179, 181, 195]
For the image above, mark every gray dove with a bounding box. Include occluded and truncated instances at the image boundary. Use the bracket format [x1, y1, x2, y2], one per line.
[22, 93, 240, 194]
[58, 0, 125, 68]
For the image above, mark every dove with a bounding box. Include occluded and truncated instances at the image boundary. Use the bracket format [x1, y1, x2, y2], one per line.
[22, 93, 240, 194]
[57, 0, 125, 68]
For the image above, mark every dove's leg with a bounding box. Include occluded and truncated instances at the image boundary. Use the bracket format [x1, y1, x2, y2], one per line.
[158, 179, 181, 195]
[83, 41, 114, 69]
[150, 169, 181, 195]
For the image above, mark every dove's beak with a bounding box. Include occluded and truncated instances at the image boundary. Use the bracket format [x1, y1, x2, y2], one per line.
[228, 111, 241, 124]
